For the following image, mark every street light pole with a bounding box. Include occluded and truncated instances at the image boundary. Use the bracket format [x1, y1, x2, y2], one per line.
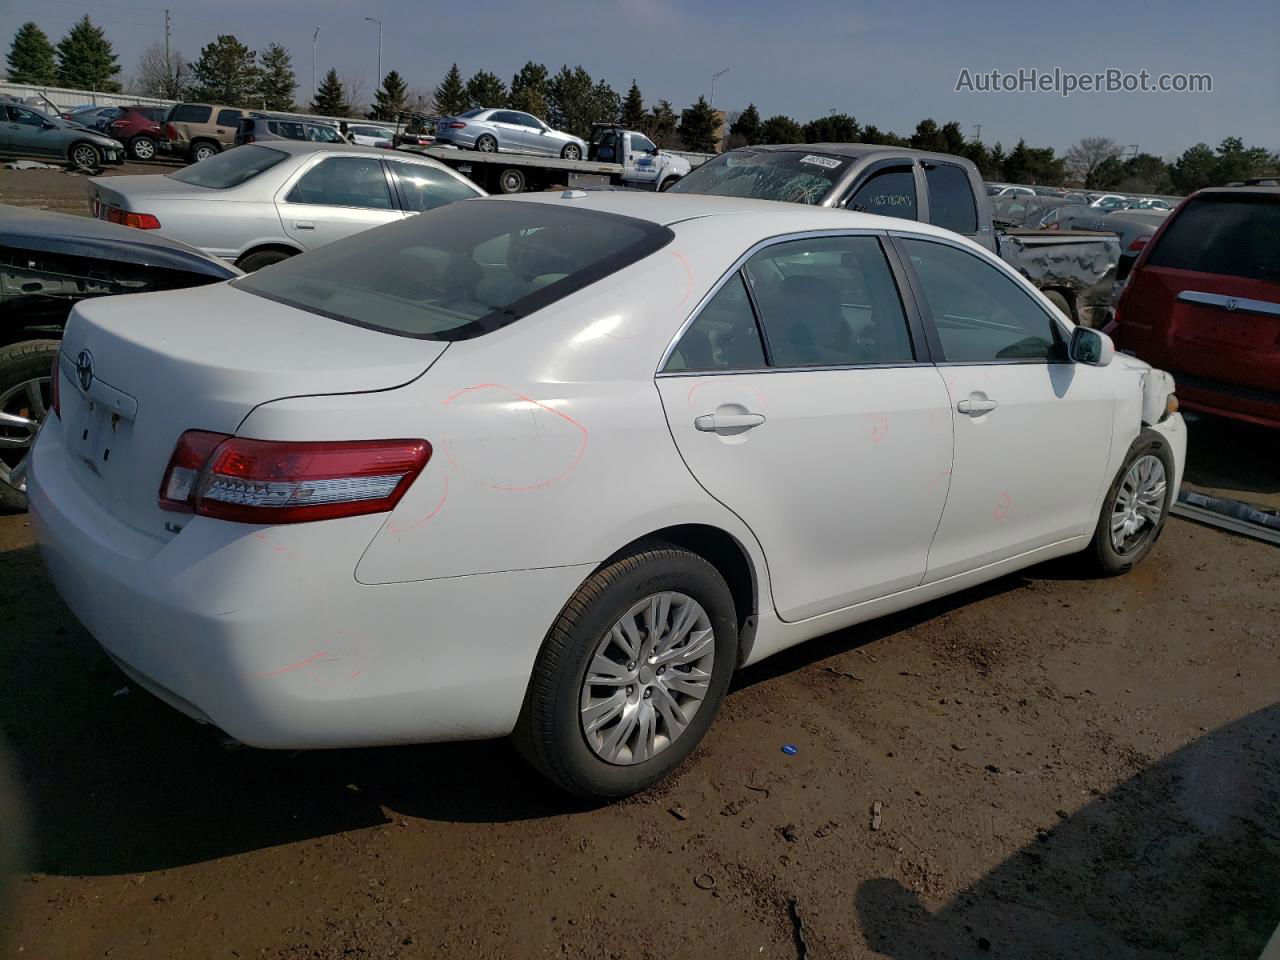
[311, 27, 320, 104]
[710, 67, 730, 106]
[364, 17, 382, 89]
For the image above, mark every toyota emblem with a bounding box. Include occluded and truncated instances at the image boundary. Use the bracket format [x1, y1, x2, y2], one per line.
[1226, 298, 1239, 312]
[75, 350, 94, 391]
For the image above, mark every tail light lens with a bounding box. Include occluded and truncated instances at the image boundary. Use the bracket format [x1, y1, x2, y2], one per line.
[448, 121, 466, 128]
[159, 432, 431, 524]
[105, 207, 161, 229]
[1128, 236, 1149, 252]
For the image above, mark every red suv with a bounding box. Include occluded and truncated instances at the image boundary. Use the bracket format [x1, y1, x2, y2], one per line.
[1108, 186, 1280, 429]
[104, 105, 168, 161]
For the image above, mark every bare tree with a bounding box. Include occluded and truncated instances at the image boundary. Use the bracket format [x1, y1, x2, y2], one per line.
[406, 89, 436, 114]
[339, 70, 367, 118]
[133, 41, 190, 99]
[1066, 136, 1122, 183]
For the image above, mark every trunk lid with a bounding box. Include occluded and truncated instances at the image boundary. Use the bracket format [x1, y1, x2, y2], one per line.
[88, 174, 205, 217]
[56, 282, 447, 541]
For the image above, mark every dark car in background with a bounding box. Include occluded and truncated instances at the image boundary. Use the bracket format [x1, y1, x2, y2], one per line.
[0, 99, 125, 171]
[0, 204, 238, 508]
[1109, 187, 1280, 429]
[103, 105, 168, 161]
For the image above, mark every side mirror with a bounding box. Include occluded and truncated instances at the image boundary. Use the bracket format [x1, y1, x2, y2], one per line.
[651, 147, 661, 155]
[42, 121, 57, 130]
[1070, 326, 1114, 366]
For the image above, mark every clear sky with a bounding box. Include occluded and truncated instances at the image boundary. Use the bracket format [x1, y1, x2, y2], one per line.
[4, 0, 1277, 159]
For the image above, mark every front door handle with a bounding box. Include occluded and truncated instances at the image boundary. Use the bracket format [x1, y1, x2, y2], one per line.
[956, 396, 998, 415]
[694, 412, 766, 432]
[293, 221, 315, 230]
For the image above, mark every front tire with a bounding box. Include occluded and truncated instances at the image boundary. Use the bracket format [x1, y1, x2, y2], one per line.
[0, 340, 59, 512]
[1085, 429, 1175, 575]
[128, 135, 157, 161]
[475, 134, 497, 153]
[189, 140, 219, 164]
[561, 143, 582, 161]
[68, 142, 101, 172]
[516, 546, 737, 799]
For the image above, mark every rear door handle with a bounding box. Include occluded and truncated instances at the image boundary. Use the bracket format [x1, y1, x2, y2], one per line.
[694, 412, 766, 432]
[293, 221, 315, 230]
[956, 397, 998, 415]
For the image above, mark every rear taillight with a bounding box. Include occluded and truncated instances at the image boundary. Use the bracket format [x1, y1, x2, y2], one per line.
[448, 121, 466, 129]
[51, 354, 61, 419]
[159, 432, 431, 524]
[1128, 237, 1149, 252]
[105, 207, 161, 229]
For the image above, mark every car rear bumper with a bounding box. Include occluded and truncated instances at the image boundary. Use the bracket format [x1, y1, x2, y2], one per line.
[28, 415, 593, 749]
[1168, 371, 1280, 430]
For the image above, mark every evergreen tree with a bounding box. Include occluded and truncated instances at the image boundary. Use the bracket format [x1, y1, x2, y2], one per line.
[433, 64, 468, 116]
[989, 141, 1007, 177]
[546, 65, 597, 137]
[465, 69, 506, 109]
[646, 99, 678, 146]
[729, 103, 761, 144]
[590, 78, 620, 126]
[55, 16, 120, 92]
[508, 61, 549, 117]
[256, 43, 295, 111]
[802, 112, 858, 144]
[677, 95, 719, 152]
[7, 22, 57, 85]
[940, 120, 967, 155]
[371, 69, 409, 120]
[311, 67, 350, 116]
[190, 34, 257, 106]
[621, 80, 645, 129]
[909, 118, 945, 152]
[758, 114, 802, 145]
[862, 124, 909, 147]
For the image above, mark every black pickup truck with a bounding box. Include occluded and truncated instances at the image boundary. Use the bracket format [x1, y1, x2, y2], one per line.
[669, 143, 1119, 326]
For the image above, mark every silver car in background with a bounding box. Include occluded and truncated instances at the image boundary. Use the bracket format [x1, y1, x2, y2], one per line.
[435, 108, 587, 159]
[84, 141, 486, 272]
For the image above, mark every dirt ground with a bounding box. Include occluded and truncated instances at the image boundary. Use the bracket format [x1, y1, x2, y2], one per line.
[1, 166, 1278, 960]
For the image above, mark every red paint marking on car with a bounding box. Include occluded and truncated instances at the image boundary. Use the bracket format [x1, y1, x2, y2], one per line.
[929, 468, 952, 489]
[387, 474, 449, 535]
[671, 251, 694, 308]
[686, 379, 769, 411]
[258, 650, 328, 677]
[993, 493, 1012, 520]
[254, 532, 291, 555]
[869, 414, 889, 443]
[350, 671, 362, 680]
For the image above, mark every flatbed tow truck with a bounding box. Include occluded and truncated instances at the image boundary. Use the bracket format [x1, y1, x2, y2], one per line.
[389, 114, 692, 194]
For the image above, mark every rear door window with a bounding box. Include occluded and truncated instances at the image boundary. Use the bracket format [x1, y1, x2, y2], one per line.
[170, 104, 211, 124]
[925, 163, 978, 235]
[387, 160, 480, 212]
[745, 236, 916, 366]
[664, 274, 766, 372]
[846, 167, 918, 220]
[216, 109, 242, 128]
[1145, 195, 1280, 283]
[285, 156, 394, 209]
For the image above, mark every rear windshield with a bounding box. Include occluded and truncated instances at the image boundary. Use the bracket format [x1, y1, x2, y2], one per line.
[233, 199, 673, 340]
[167, 145, 287, 188]
[1146, 194, 1280, 283]
[668, 149, 844, 205]
[458, 108, 484, 119]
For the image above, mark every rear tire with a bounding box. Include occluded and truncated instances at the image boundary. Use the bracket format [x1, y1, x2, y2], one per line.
[497, 168, 527, 194]
[475, 135, 497, 153]
[236, 249, 294, 272]
[561, 144, 582, 161]
[0, 340, 59, 513]
[1084, 429, 1175, 576]
[658, 175, 681, 192]
[515, 546, 737, 800]
[189, 140, 219, 164]
[68, 142, 101, 172]
[128, 136, 157, 161]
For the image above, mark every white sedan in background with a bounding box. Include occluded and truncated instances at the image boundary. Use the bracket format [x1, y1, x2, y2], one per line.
[346, 123, 396, 147]
[85, 141, 484, 271]
[30, 192, 1185, 799]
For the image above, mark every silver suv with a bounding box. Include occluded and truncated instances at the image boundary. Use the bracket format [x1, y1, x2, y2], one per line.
[435, 108, 586, 159]
[236, 114, 346, 147]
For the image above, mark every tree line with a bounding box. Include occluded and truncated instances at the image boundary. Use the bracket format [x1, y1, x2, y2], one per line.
[7, 17, 1276, 192]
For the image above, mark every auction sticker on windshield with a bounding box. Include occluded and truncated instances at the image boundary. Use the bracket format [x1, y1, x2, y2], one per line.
[799, 155, 842, 169]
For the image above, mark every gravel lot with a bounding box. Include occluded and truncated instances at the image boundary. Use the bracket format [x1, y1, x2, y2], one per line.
[1, 166, 1277, 959]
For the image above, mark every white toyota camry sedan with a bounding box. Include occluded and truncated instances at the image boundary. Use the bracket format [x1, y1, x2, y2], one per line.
[29, 191, 1186, 799]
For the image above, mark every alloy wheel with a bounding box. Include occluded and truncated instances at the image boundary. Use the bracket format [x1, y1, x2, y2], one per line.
[132, 138, 155, 160]
[72, 145, 97, 169]
[1110, 454, 1167, 554]
[579, 592, 715, 765]
[0, 376, 50, 494]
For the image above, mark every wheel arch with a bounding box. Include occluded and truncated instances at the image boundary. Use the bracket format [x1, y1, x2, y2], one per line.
[234, 241, 303, 268]
[595, 523, 761, 665]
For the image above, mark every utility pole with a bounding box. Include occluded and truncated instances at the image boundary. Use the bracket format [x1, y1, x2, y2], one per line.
[710, 67, 729, 106]
[312, 27, 320, 104]
[973, 123, 982, 142]
[364, 17, 382, 91]
[164, 8, 172, 96]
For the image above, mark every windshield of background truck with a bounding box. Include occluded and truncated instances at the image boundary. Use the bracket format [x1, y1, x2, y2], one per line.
[668, 149, 844, 204]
